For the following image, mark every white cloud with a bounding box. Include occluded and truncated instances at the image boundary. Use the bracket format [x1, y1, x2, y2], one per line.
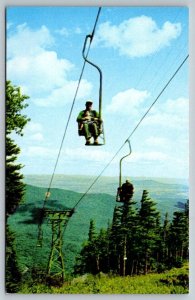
[30, 133, 44, 142]
[7, 50, 73, 97]
[106, 88, 150, 115]
[33, 79, 92, 107]
[23, 146, 58, 158]
[131, 151, 168, 162]
[7, 23, 92, 103]
[144, 97, 188, 130]
[64, 147, 112, 162]
[25, 122, 43, 133]
[94, 16, 181, 57]
[7, 22, 13, 30]
[24, 121, 44, 142]
[7, 24, 54, 58]
[22, 145, 113, 163]
[55, 26, 81, 36]
[55, 27, 69, 37]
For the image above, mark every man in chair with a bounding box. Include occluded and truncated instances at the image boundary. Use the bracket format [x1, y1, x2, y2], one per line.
[120, 179, 134, 203]
[77, 101, 100, 145]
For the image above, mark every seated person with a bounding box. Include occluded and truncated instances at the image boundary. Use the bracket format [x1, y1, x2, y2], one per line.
[77, 100, 100, 145]
[120, 179, 134, 202]
[79, 111, 93, 130]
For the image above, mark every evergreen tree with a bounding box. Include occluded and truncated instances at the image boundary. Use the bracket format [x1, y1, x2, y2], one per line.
[6, 137, 25, 215]
[6, 81, 30, 216]
[159, 212, 170, 267]
[6, 81, 30, 292]
[74, 194, 189, 278]
[74, 219, 99, 274]
[5, 225, 22, 293]
[95, 228, 110, 273]
[124, 200, 139, 275]
[137, 190, 161, 274]
[168, 202, 189, 266]
[107, 197, 138, 276]
[88, 219, 96, 242]
[109, 206, 123, 274]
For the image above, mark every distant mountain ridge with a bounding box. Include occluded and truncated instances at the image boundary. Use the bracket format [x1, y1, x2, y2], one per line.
[24, 174, 188, 195]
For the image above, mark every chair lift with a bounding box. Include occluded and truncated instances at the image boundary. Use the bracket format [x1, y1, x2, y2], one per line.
[78, 34, 105, 146]
[116, 139, 134, 203]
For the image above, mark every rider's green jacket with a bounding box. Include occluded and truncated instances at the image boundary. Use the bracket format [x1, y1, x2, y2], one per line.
[76, 109, 99, 122]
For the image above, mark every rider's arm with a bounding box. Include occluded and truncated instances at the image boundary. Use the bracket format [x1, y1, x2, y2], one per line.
[77, 111, 85, 122]
[91, 110, 99, 121]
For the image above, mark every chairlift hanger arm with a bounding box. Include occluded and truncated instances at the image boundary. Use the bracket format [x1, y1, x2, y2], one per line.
[82, 34, 102, 119]
[119, 140, 132, 187]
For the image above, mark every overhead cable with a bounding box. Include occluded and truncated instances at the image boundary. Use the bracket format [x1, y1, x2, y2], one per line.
[42, 7, 102, 209]
[73, 54, 189, 209]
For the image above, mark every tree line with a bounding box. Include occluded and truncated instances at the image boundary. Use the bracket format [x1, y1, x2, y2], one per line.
[74, 190, 189, 276]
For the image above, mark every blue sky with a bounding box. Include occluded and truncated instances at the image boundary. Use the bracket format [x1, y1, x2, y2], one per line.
[6, 6, 189, 179]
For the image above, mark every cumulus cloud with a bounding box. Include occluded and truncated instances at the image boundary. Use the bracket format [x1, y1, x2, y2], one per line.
[7, 23, 54, 58]
[7, 23, 92, 104]
[107, 89, 188, 133]
[94, 16, 181, 57]
[23, 146, 58, 158]
[106, 88, 150, 115]
[22, 145, 113, 163]
[25, 122, 43, 133]
[55, 26, 81, 36]
[30, 133, 44, 142]
[33, 79, 92, 107]
[7, 50, 73, 97]
[64, 147, 112, 162]
[131, 151, 168, 162]
[144, 97, 188, 130]
[23, 121, 44, 142]
[55, 27, 69, 37]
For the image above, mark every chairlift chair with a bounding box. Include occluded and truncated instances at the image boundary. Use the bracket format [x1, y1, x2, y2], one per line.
[116, 140, 133, 203]
[78, 34, 105, 146]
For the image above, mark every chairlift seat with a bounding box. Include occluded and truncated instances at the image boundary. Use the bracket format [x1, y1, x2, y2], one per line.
[78, 121, 105, 146]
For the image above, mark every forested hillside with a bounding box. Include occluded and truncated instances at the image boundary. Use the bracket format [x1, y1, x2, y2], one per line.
[8, 182, 188, 285]
[8, 184, 115, 275]
[75, 190, 188, 277]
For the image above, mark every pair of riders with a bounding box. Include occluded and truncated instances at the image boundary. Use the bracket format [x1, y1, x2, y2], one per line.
[77, 100, 101, 145]
[77, 101, 134, 201]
